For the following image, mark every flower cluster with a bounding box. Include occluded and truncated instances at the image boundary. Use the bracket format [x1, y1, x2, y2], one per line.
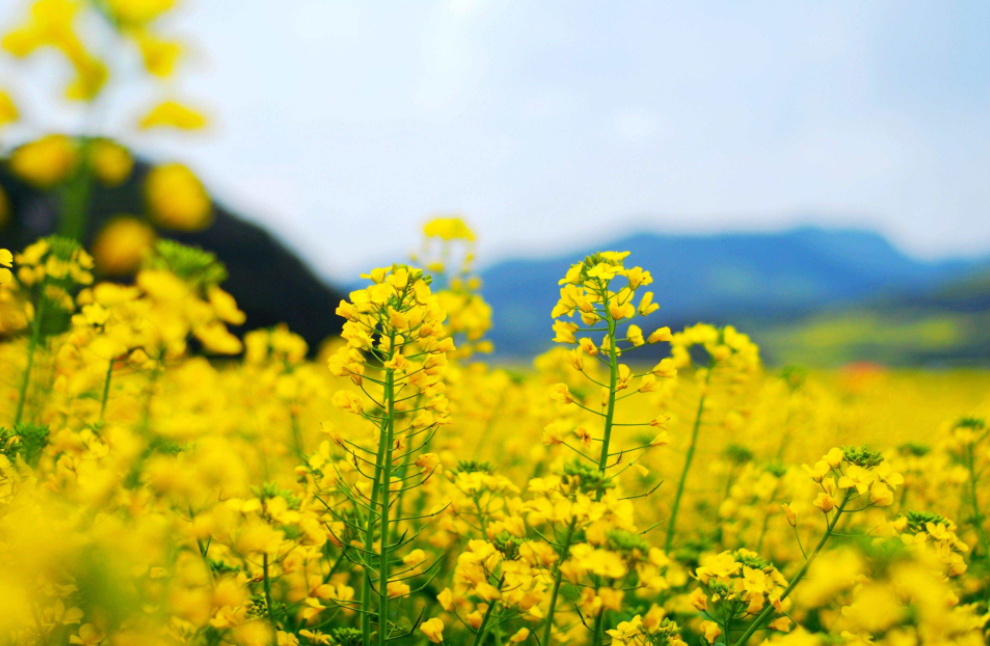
[692, 549, 789, 643]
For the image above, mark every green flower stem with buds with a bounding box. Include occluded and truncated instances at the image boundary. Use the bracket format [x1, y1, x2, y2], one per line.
[541, 518, 577, 646]
[733, 494, 850, 646]
[377, 358, 396, 646]
[665, 359, 714, 552]
[392, 392, 424, 542]
[596, 288, 619, 488]
[58, 136, 94, 242]
[99, 356, 114, 422]
[963, 443, 990, 591]
[471, 575, 504, 646]
[14, 290, 47, 425]
[591, 283, 619, 646]
[262, 552, 277, 641]
[361, 420, 387, 646]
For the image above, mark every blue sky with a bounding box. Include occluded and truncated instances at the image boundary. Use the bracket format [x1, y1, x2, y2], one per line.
[4, 1, 989, 279]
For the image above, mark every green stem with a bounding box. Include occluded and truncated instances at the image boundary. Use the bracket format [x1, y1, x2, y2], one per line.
[262, 553, 278, 641]
[470, 576, 504, 646]
[591, 607, 605, 646]
[139, 362, 161, 436]
[99, 356, 113, 422]
[541, 518, 577, 646]
[965, 445, 990, 596]
[732, 496, 848, 646]
[596, 299, 618, 489]
[392, 393, 424, 541]
[361, 420, 387, 646]
[58, 137, 93, 241]
[591, 292, 619, 646]
[664, 362, 713, 552]
[290, 409, 304, 459]
[377, 367, 396, 646]
[14, 293, 47, 425]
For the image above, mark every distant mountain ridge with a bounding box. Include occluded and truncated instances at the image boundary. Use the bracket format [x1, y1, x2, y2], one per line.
[478, 227, 989, 357]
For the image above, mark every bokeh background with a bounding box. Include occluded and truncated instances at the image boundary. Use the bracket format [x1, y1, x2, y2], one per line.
[2, 0, 988, 365]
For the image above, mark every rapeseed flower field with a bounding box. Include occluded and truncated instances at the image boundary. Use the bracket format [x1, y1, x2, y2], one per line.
[0, 223, 986, 646]
[0, 2, 988, 646]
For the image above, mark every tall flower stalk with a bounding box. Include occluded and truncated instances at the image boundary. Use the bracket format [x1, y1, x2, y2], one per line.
[12, 237, 94, 424]
[542, 252, 675, 646]
[948, 417, 989, 585]
[326, 264, 454, 646]
[663, 324, 759, 552]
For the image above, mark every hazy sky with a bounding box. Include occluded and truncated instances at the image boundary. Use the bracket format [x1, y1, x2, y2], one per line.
[4, 1, 990, 280]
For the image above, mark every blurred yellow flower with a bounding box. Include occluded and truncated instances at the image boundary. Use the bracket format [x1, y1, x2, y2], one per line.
[129, 28, 182, 77]
[9, 134, 77, 187]
[423, 216, 475, 241]
[2, 0, 82, 58]
[92, 217, 156, 276]
[0, 248, 12, 284]
[420, 617, 444, 643]
[90, 139, 133, 186]
[145, 162, 212, 230]
[0, 90, 18, 128]
[139, 99, 208, 130]
[64, 54, 108, 101]
[3, 0, 109, 101]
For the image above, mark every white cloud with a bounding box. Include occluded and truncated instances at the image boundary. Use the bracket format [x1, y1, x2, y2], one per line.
[607, 107, 669, 144]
